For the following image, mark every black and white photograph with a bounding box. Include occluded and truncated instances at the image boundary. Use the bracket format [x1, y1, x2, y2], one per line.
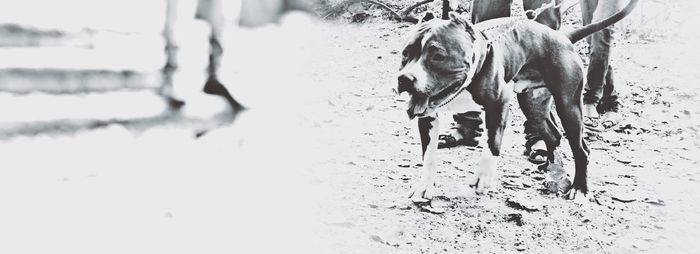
[0, 0, 698, 253]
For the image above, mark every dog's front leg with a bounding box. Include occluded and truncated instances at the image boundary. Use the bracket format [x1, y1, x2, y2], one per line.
[409, 114, 440, 202]
[470, 104, 509, 194]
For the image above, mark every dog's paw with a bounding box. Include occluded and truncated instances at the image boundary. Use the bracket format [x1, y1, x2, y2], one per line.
[408, 181, 434, 203]
[564, 179, 589, 200]
[469, 170, 494, 195]
[469, 152, 497, 195]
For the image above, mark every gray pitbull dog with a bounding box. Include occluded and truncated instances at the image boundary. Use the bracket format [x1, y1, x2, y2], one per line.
[397, 0, 638, 201]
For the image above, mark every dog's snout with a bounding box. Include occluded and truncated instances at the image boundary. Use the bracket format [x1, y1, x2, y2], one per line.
[397, 74, 416, 94]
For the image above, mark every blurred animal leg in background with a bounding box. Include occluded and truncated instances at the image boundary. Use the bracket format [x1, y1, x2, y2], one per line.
[161, 0, 241, 115]
[161, 0, 210, 109]
[162, 0, 185, 109]
[162, 0, 317, 113]
[197, 0, 245, 110]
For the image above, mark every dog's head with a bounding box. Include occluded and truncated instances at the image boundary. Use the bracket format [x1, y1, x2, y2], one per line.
[397, 12, 481, 119]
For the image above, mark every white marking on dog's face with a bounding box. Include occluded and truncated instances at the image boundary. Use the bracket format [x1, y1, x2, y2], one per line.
[398, 61, 429, 95]
[420, 33, 431, 60]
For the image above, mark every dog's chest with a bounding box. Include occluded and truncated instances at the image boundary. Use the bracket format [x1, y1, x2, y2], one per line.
[436, 89, 482, 113]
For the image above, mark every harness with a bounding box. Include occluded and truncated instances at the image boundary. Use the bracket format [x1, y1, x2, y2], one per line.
[431, 0, 561, 109]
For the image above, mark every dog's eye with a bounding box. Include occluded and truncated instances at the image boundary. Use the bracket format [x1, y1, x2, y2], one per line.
[402, 49, 409, 58]
[432, 53, 446, 62]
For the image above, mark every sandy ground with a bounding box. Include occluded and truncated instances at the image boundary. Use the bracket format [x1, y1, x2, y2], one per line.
[298, 1, 700, 252]
[1, 0, 699, 253]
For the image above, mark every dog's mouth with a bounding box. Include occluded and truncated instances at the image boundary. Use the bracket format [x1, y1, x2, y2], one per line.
[406, 94, 429, 119]
[406, 79, 465, 119]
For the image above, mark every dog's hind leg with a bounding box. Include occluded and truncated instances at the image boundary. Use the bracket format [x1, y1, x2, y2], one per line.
[470, 103, 509, 194]
[409, 114, 440, 202]
[542, 53, 591, 199]
[550, 85, 590, 199]
[556, 101, 589, 199]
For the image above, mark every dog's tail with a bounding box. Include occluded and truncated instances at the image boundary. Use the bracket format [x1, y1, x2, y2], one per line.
[565, 0, 639, 43]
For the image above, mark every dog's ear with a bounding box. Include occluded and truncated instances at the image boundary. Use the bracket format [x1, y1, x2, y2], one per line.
[448, 11, 473, 29]
[420, 12, 435, 23]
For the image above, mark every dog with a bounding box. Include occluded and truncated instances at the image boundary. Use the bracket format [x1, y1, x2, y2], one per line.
[397, 0, 638, 201]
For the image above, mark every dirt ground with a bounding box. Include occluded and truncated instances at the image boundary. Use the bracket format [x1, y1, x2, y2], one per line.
[304, 1, 700, 253]
[1, 0, 699, 253]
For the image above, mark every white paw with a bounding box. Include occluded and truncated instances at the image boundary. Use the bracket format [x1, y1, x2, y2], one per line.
[469, 169, 494, 195]
[470, 151, 497, 195]
[408, 180, 434, 203]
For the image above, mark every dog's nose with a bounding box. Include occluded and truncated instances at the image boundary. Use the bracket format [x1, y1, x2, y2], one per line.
[397, 74, 416, 94]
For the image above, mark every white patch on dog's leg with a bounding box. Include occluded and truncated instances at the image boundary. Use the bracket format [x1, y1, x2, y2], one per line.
[411, 151, 437, 202]
[410, 115, 440, 203]
[470, 148, 498, 195]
